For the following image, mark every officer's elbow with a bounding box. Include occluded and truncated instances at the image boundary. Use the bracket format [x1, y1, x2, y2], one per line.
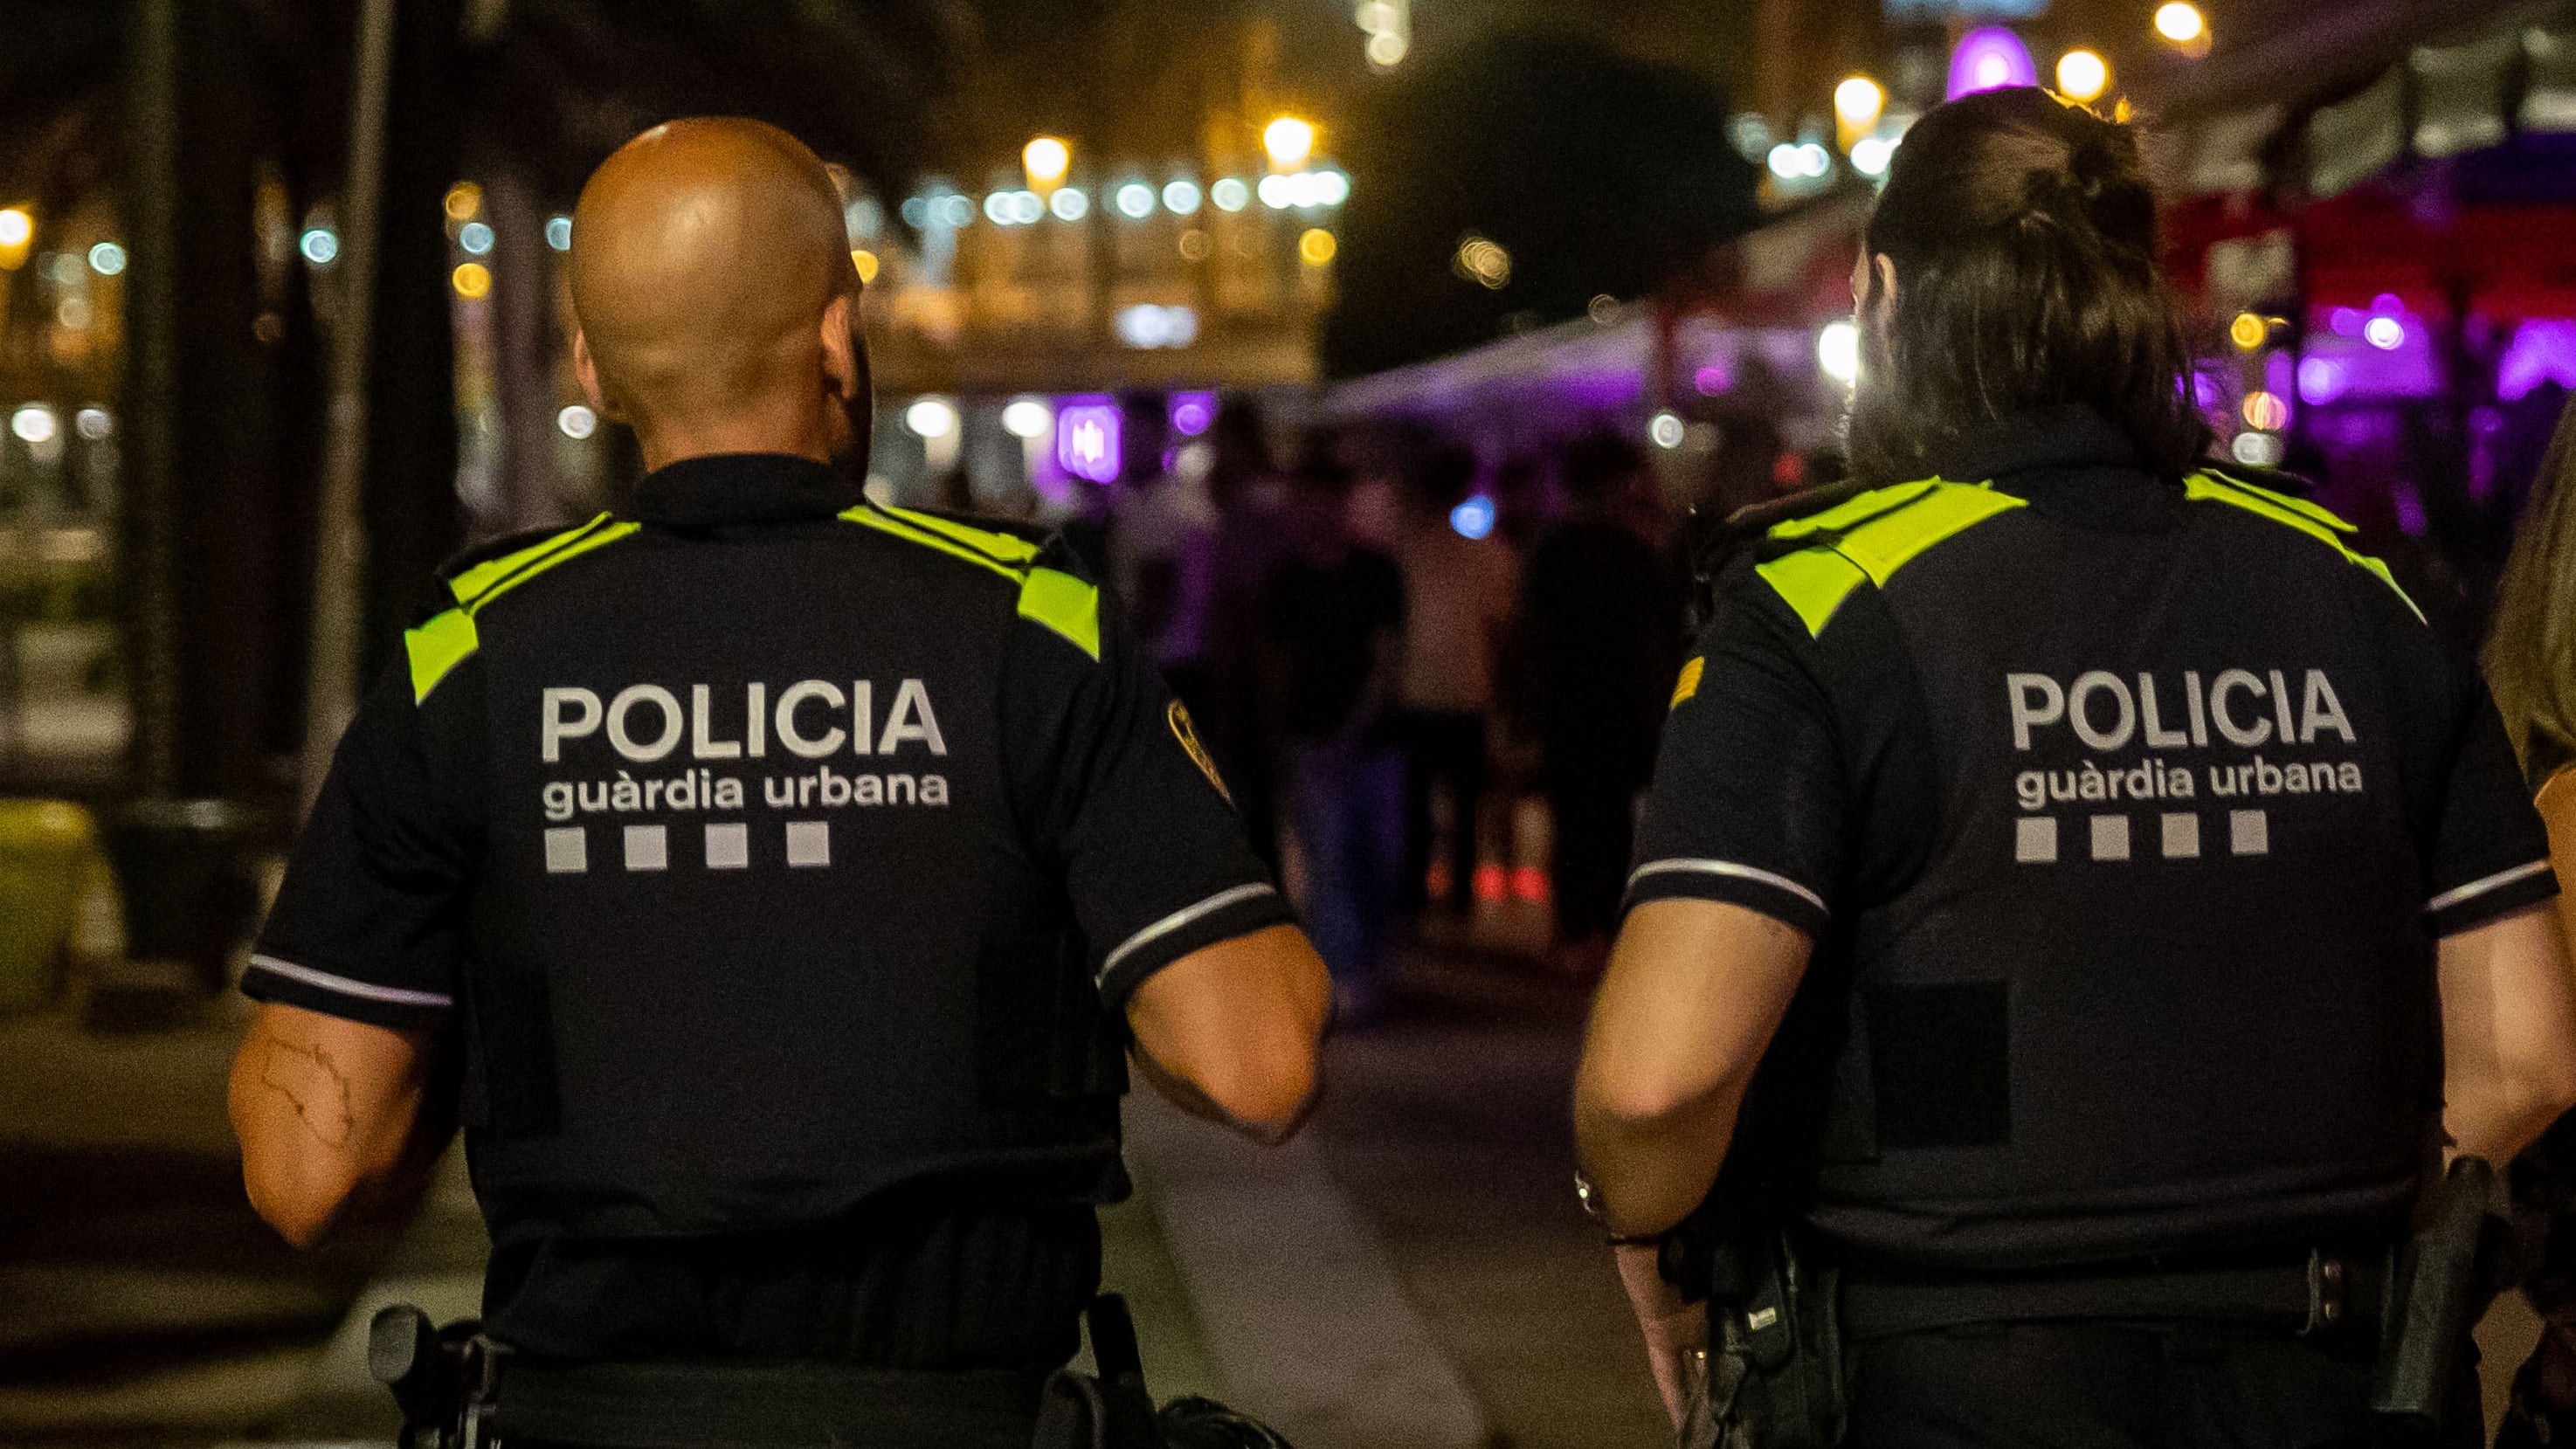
[1200, 1049, 1320, 1143]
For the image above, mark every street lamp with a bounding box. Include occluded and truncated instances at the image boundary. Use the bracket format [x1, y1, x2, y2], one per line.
[1023, 136, 1071, 189]
[1264, 116, 1316, 171]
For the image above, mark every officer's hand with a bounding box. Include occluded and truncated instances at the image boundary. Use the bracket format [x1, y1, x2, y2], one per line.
[1615, 1239, 1707, 1429]
[1127, 924, 1331, 1142]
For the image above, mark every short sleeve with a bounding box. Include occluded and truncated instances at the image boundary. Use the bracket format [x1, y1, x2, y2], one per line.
[244, 659, 476, 1030]
[1625, 570, 1845, 938]
[1004, 554, 1295, 1011]
[2423, 673, 2559, 936]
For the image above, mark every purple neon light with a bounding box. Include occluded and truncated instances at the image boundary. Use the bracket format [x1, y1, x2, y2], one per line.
[2297, 356, 2350, 405]
[2498, 321, 2576, 403]
[1948, 28, 2037, 100]
[1693, 364, 1730, 397]
[1170, 390, 1216, 437]
[1055, 399, 1122, 484]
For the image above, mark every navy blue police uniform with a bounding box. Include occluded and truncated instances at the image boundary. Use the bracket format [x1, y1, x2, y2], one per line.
[244, 453, 1293, 1435]
[1634, 404, 2557, 1445]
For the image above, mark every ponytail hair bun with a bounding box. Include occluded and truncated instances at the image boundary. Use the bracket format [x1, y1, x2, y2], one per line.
[1848, 87, 2209, 486]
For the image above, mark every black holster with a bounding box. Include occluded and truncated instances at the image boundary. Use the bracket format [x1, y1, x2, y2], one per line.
[1679, 1231, 1847, 1449]
[2372, 1156, 2504, 1442]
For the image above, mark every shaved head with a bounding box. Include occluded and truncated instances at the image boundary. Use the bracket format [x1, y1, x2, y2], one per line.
[569, 118, 867, 469]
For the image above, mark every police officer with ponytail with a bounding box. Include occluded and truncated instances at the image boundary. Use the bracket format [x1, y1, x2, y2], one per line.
[227, 118, 1329, 1448]
[1576, 86, 2576, 1445]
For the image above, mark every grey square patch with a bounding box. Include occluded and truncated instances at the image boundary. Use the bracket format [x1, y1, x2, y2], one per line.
[623, 824, 667, 872]
[785, 820, 831, 867]
[543, 826, 587, 874]
[2230, 809, 2269, 856]
[2089, 815, 2131, 861]
[2161, 813, 2200, 859]
[2014, 816, 2058, 863]
[704, 822, 749, 870]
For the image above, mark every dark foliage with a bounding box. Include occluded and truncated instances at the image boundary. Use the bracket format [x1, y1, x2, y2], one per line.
[1319, 30, 1760, 379]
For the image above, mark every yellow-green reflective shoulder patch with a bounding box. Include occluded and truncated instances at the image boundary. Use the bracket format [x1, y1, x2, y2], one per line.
[882, 506, 1041, 564]
[840, 505, 1027, 583]
[1755, 481, 2025, 638]
[404, 608, 478, 703]
[2184, 472, 2422, 623]
[1766, 480, 1940, 542]
[448, 514, 617, 606]
[1018, 567, 1102, 660]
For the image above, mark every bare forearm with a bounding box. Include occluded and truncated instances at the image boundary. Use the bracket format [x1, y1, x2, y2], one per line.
[228, 1005, 441, 1248]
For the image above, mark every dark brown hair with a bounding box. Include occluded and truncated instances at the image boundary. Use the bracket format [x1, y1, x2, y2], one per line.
[2485, 397, 2576, 790]
[1847, 86, 2211, 486]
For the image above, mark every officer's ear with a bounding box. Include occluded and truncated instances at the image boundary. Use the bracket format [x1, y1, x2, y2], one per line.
[818, 292, 872, 445]
[570, 328, 628, 425]
[1859, 253, 1900, 341]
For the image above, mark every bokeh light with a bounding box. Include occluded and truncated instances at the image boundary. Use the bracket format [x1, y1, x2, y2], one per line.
[1163, 180, 1203, 216]
[2155, 3, 2207, 45]
[2056, 49, 2110, 102]
[87, 242, 126, 277]
[2228, 312, 2269, 350]
[1023, 137, 1071, 187]
[458, 221, 494, 256]
[1948, 28, 2038, 100]
[1115, 183, 1157, 219]
[1003, 398, 1054, 439]
[2365, 315, 2407, 351]
[1299, 228, 1337, 265]
[300, 228, 340, 266]
[12, 404, 57, 445]
[851, 249, 879, 283]
[1834, 77, 1885, 128]
[1264, 117, 1316, 170]
[1049, 187, 1090, 221]
[556, 404, 597, 440]
[905, 397, 959, 438]
[1450, 495, 1496, 540]
[1210, 178, 1251, 212]
[451, 262, 492, 299]
[0, 209, 32, 250]
[546, 216, 572, 252]
[1648, 412, 1686, 449]
[443, 182, 481, 223]
[1819, 321, 1861, 385]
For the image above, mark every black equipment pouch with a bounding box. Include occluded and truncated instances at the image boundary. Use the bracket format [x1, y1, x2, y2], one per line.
[1680, 1231, 1847, 1449]
[2372, 1155, 2503, 1436]
[1030, 1295, 1305, 1449]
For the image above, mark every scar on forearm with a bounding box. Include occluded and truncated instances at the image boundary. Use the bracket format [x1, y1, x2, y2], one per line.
[260, 1039, 355, 1149]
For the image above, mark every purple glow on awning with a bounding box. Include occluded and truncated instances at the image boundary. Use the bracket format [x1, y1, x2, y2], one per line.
[1948, 29, 2036, 100]
[1055, 398, 1122, 484]
[2498, 321, 2576, 402]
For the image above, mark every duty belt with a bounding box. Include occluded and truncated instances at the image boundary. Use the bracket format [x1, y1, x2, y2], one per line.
[487, 1357, 1047, 1449]
[1838, 1247, 2392, 1342]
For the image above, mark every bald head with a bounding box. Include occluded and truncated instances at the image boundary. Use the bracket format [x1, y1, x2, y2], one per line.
[569, 118, 867, 468]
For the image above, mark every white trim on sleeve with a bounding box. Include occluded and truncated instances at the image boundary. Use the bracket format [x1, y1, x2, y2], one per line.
[245, 954, 454, 1009]
[2424, 859, 2554, 916]
[1626, 858, 1829, 916]
[1097, 883, 1280, 986]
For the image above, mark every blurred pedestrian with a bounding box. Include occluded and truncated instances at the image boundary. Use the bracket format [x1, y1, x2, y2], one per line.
[1516, 430, 1680, 976]
[2485, 396, 2576, 1449]
[1260, 446, 1408, 1019]
[1192, 394, 1291, 863]
[1391, 444, 1515, 915]
[1104, 390, 1211, 693]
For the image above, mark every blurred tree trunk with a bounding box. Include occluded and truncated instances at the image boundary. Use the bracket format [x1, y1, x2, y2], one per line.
[121, 0, 300, 801]
[485, 161, 562, 535]
[358, 0, 464, 681]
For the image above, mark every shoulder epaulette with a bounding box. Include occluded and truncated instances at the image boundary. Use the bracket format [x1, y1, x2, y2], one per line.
[405, 512, 641, 704]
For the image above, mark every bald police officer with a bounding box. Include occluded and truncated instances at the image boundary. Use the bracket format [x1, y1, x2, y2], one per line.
[230, 119, 1330, 1448]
